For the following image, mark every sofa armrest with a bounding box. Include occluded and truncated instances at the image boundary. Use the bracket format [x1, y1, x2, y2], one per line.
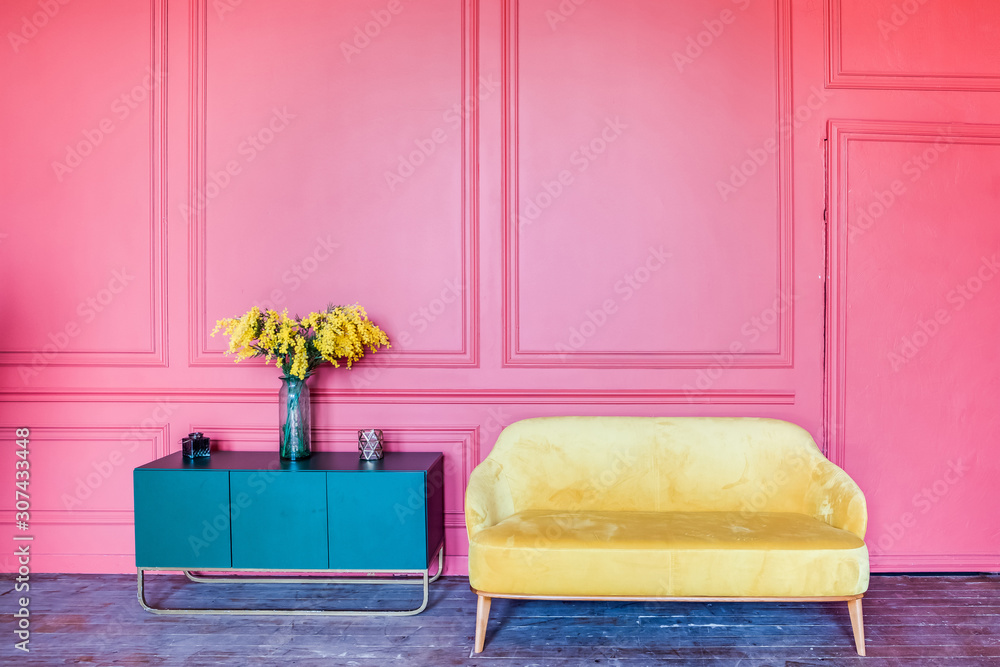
[465, 458, 517, 540]
[804, 460, 868, 540]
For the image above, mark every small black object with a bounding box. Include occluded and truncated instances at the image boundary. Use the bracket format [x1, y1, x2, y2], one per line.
[182, 432, 211, 459]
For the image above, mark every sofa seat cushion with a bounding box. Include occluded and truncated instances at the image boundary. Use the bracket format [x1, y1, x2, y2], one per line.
[469, 510, 869, 598]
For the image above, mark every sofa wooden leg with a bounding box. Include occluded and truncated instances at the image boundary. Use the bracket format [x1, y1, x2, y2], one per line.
[848, 597, 866, 656]
[474, 594, 492, 653]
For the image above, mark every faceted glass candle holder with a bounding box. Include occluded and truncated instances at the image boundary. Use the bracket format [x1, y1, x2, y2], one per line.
[359, 429, 384, 461]
[182, 432, 211, 459]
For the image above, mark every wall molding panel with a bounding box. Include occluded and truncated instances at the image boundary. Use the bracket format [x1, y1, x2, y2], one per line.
[502, 0, 795, 369]
[187, 0, 480, 369]
[871, 553, 1000, 573]
[0, 424, 163, 573]
[824, 119, 1000, 466]
[826, 0, 1000, 91]
[0, 388, 796, 406]
[0, 0, 168, 369]
[0, 424, 167, 526]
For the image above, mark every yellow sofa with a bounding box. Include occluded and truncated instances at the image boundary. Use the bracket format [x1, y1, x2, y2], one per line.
[465, 417, 869, 655]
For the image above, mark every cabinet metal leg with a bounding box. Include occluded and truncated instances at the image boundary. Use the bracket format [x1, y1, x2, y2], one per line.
[182, 544, 445, 586]
[138, 544, 444, 616]
[429, 544, 444, 583]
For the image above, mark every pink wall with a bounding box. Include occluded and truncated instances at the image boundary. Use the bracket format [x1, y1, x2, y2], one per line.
[1, 0, 997, 574]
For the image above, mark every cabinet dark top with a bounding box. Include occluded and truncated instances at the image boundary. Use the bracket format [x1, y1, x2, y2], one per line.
[136, 451, 443, 473]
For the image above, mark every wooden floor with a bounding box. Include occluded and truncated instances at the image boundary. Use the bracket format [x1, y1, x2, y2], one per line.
[1, 574, 997, 666]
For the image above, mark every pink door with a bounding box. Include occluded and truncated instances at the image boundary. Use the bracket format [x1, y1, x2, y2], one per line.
[826, 0, 1000, 571]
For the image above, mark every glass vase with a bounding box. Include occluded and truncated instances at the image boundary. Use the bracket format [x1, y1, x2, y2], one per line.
[278, 375, 312, 460]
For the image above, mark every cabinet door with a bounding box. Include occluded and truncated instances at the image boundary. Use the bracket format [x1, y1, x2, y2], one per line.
[134, 469, 231, 568]
[328, 472, 427, 570]
[230, 471, 328, 569]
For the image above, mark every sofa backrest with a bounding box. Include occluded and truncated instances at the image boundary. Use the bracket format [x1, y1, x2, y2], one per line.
[484, 417, 830, 514]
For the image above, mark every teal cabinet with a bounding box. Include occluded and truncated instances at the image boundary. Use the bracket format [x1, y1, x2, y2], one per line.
[328, 471, 427, 570]
[230, 470, 328, 569]
[134, 451, 444, 572]
[134, 469, 231, 568]
[134, 451, 446, 615]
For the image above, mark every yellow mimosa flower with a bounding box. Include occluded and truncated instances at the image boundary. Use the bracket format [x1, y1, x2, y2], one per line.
[212, 302, 390, 378]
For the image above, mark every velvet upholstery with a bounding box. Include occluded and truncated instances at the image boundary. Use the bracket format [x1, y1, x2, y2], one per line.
[466, 417, 869, 598]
